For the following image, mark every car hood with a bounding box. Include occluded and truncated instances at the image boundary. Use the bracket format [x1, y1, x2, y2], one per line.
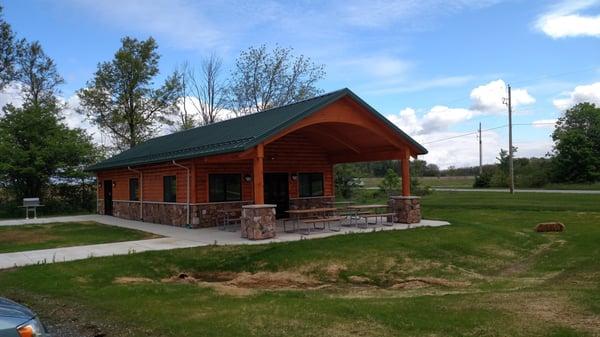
[0, 298, 34, 320]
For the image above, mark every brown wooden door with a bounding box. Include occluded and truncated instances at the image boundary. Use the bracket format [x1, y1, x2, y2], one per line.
[103, 180, 113, 215]
[264, 173, 289, 218]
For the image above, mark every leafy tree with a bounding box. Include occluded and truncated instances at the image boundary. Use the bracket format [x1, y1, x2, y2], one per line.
[227, 45, 325, 115]
[379, 168, 400, 195]
[410, 159, 427, 177]
[14, 40, 64, 107]
[334, 164, 361, 198]
[0, 103, 96, 198]
[552, 103, 600, 182]
[78, 37, 181, 150]
[0, 41, 96, 199]
[423, 163, 440, 177]
[0, 4, 15, 89]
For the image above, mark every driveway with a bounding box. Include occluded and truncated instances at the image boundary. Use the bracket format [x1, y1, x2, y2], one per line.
[0, 214, 449, 269]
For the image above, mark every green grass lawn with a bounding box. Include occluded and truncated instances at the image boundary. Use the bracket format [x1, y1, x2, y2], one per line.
[0, 221, 159, 253]
[362, 176, 600, 190]
[1, 192, 599, 336]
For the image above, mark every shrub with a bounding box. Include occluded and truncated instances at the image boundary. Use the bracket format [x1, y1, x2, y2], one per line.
[473, 171, 493, 188]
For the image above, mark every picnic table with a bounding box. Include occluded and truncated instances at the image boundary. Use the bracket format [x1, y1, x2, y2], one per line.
[217, 209, 242, 232]
[285, 207, 341, 235]
[346, 204, 394, 227]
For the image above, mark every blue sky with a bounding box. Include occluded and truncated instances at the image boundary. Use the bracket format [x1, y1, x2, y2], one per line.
[2, 0, 600, 168]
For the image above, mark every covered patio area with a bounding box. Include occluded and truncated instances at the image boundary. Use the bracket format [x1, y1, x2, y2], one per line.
[89, 89, 429, 240]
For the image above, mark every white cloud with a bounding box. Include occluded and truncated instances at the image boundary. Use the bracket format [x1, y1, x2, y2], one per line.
[532, 119, 557, 128]
[420, 106, 476, 133]
[470, 79, 535, 113]
[414, 130, 502, 169]
[386, 79, 534, 136]
[535, 0, 600, 38]
[0, 82, 24, 112]
[553, 82, 600, 110]
[60, 95, 104, 144]
[383, 79, 550, 168]
[412, 130, 553, 169]
[386, 108, 423, 135]
[386, 104, 477, 136]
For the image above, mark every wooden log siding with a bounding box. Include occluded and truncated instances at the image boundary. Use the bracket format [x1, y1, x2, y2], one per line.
[264, 132, 333, 198]
[98, 165, 189, 203]
[96, 132, 333, 205]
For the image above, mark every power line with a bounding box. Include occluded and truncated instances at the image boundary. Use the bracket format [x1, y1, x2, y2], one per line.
[422, 124, 507, 144]
[421, 122, 555, 145]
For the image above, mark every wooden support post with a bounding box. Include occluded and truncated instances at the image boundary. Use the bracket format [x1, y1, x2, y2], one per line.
[253, 144, 265, 204]
[401, 149, 410, 196]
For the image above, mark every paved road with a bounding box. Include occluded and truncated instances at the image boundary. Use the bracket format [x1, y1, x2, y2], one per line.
[0, 214, 449, 269]
[432, 188, 600, 194]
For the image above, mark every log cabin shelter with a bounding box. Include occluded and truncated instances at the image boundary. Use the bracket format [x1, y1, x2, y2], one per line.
[87, 88, 427, 228]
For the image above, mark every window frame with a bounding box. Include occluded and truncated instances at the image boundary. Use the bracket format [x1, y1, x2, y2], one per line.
[298, 172, 324, 197]
[163, 175, 177, 202]
[129, 178, 139, 201]
[208, 173, 242, 202]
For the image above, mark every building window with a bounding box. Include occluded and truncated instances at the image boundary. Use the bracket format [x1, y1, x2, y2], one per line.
[129, 178, 139, 201]
[163, 176, 177, 202]
[209, 174, 241, 202]
[299, 173, 324, 197]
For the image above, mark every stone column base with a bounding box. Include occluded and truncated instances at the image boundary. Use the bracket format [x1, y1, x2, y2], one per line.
[388, 196, 421, 224]
[241, 204, 277, 240]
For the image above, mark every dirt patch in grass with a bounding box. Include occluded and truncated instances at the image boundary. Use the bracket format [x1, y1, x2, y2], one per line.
[391, 277, 471, 289]
[158, 269, 473, 299]
[323, 263, 348, 281]
[161, 271, 324, 295]
[113, 276, 155, 284]
[228, 271, 322, 289]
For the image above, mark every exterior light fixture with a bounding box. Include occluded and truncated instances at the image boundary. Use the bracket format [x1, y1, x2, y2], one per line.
[244, 174, 252, 182]
[112, 182, 117, 188]
[290, 173, 298, 181]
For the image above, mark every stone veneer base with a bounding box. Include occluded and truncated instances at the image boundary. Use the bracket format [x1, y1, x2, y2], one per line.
[241, 204, 277, 240]
[388, 196, 421, 224]
[98, 200, 252, 228]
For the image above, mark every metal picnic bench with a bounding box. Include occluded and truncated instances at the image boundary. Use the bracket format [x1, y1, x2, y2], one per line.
[284, 207, 342, 235]
[346, 204, 396, 227]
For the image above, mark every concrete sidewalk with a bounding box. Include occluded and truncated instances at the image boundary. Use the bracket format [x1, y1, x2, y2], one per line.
[0, 214, 449, 269]
[0, 237, 203, 269]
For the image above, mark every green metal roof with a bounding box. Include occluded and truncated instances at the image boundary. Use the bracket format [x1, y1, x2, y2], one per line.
[86, 88, 427, 171]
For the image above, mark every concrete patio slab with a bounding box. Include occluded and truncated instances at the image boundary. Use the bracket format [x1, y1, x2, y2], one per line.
[0, 214, 449, 269]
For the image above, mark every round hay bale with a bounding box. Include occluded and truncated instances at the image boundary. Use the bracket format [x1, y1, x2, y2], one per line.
[535, 222, 565, 232]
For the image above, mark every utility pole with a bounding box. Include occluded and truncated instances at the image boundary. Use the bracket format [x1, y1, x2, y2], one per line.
[478, 122, 483, 175]
[507, 84, 514, 194]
